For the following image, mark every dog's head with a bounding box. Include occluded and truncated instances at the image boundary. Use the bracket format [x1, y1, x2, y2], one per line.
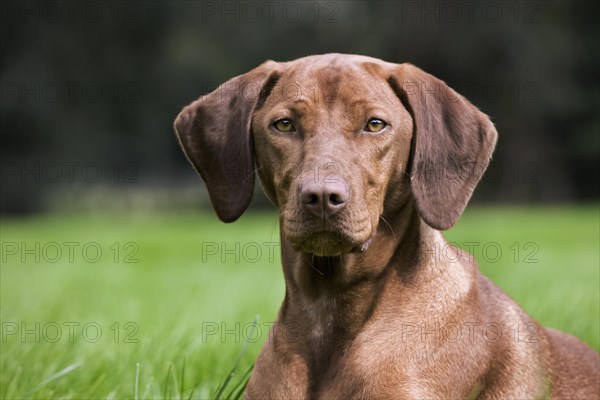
[175, 54, 497, 256]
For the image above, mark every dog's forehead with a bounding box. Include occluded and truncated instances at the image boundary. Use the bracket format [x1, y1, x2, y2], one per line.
[282, 54, 386, 84]
[270, 54, 396, 107]
[284, 53, 388, 68]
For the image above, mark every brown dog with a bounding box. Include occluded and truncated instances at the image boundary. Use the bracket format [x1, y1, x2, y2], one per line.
[174, 54, 599, 399]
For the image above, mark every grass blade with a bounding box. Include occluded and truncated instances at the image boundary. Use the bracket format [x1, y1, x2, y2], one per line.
[142, 375, 155, 400]
[163, 362, 172, 400]
[27, 362, 82, 396]
[170, 363, 179, 399]
[186, 387, 195, 400]
[213, 315, 259, 399]
[180, 357, 186, 400]
[135, 362, 140, 400]
[231, 376, 250, 400]
[227, 364, 253, 400]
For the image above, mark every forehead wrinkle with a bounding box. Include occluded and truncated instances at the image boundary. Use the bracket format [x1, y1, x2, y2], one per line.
[268, 97, 313, 117]
[292, 97, 312, 108]
[289, 98, 313, 117]
[346, 99, 370, 111]
[275, 64, 399, 121]
[331, 97, 380, 119]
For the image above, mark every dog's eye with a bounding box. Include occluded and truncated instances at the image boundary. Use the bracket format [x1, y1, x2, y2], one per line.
[365, 118, 387, 133]
[273, 119, 295, 133]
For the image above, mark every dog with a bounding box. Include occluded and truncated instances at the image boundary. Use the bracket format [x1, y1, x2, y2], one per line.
[174, 54, 599, 399]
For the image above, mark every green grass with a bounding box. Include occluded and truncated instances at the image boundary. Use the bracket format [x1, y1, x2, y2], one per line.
[1, 206, 598, 398]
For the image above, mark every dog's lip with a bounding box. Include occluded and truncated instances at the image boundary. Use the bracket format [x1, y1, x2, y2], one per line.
[295, 228, 348, 243]
[290, 229, 373, 255]
[289, 230, 347, 255]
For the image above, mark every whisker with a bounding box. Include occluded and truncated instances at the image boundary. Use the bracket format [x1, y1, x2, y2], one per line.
[310, 253, 324, 276]
[268, 213, 279, 242]
[379, 215, 397, 243]
[249, 165, 262, 180]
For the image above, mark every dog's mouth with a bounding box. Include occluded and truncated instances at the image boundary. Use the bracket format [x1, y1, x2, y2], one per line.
[294, 231, 352, 256]
[290, 230, 373, 256]
[283, 210, 374, 256]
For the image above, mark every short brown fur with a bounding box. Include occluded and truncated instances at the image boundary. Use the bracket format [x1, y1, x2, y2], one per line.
[175, 54, 600, 399]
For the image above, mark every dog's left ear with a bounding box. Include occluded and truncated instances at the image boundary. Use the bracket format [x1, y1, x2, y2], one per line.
[388, 64, 498, 230]
[174, 61, 279, 222]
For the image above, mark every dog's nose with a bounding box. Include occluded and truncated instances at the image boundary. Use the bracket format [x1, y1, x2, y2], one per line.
[300, 177, 349, 219]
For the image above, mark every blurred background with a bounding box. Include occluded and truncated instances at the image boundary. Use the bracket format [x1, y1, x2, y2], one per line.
[1, 0, 598, 214]
[1, 1, 598, 398]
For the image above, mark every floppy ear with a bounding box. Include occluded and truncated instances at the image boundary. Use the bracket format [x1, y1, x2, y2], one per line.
[388, 64, 498, 230]
[174, 61, 279, 222]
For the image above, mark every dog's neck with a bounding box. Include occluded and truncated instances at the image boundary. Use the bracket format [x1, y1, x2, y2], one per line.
[276, 199, 462, 352]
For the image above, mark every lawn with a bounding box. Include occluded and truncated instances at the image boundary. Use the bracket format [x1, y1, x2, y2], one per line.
[1, 206, 598, 398]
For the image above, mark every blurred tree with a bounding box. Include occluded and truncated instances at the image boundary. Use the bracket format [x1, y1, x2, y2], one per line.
[1, 0, 598, 213]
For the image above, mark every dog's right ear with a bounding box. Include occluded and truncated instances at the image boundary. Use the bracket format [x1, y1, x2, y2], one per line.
[174, 61, 280, 222]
